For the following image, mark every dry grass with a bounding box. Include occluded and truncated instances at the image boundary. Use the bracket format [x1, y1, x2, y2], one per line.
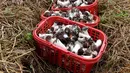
[0, 0, 130, 73]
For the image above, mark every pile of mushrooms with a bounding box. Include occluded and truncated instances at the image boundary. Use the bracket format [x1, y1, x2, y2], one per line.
[54, 0, 95, 8]
[44, 8, 94, 23]
[39, 22, 102, 59]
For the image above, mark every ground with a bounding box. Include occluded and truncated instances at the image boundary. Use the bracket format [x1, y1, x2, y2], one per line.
[0, 0, 130, 73]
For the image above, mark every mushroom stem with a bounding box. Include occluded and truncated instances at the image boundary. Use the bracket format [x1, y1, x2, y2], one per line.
[39, 34, 53, 39]
[54, 39, 67, 49]
[50, 38, 57, 43]
[72, 41, 82, 54]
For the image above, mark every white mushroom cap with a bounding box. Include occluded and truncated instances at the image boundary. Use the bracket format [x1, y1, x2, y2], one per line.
[57, 0, 70, 7]
[44, 10, 50, 13]
[95, 39, 102, 48]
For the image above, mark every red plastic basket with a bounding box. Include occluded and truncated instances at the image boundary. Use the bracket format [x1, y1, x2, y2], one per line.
[33, 16, 107, 73]
[51, 0, 98, 15]
[40, 12, 100, 27]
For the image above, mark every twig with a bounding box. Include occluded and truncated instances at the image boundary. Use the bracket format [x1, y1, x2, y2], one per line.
[0, 60, 16, 65]
[6, 31, 24, 60]
[31, 53, 45, 72]
[16, 61, 23, 73]
[11, 49, 34, 60]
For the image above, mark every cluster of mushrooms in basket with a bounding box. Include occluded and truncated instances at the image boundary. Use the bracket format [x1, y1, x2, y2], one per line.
[44, 8, 95, 23]
[39, 22, 102, 59]
[54, 0, 95, 8]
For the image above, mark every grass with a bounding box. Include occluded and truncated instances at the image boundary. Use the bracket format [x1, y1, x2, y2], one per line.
[0, 0, 130, 73]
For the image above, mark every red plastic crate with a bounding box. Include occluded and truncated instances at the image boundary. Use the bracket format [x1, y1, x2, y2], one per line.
[40, 11, 100, 27]
[33, 16, 107, 73]
[51, 0, 98, 15]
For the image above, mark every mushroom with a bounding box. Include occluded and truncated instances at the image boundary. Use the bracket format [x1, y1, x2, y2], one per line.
[83, 41, 90, 48]
[51, 11, 62, 16]
[90, 39, 102, 51]
[92, 51, 98, 57]
[46, 29, 53, 34]
[80, 3, 87, 6]
[81, 27, 91, 39]
[51, 23, 60, 32]
[39, 34, 57, 43]
[62, 25, 73, 30]
[95, 39, 102, 49]
[78, 32, 91, 43]
[82, 54, 93, 59]
[44, 10, 52, 17]
[81, 11, 95, 23]
[85, 0, 94, 4]
[55, 28, 63, 34]
[83, 11, 90, 16]
[77, 48, 86, 55]
[87, 39, 102, 56]
[72, 41, 83, 54]
[39, 34, 53, 39]
[84, 11, 94, 22]
[64, 25, 80, 42]
[57, 0, 70, 7]
[68, 8, 80, 19]
[73, 0, 83, 6]
[61, 12, 69, 18]
[66, 42, 74, 51]
[83, 47, 92, 55]
[70, 35, 78, 42]
[72, 25, 81, 35]
[80, 0, 88, 6]
[64, 27, 71, 35]
[50, 37, 57, 43]
[54, 39, 67, 49]
[56, 31, 70, 45]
